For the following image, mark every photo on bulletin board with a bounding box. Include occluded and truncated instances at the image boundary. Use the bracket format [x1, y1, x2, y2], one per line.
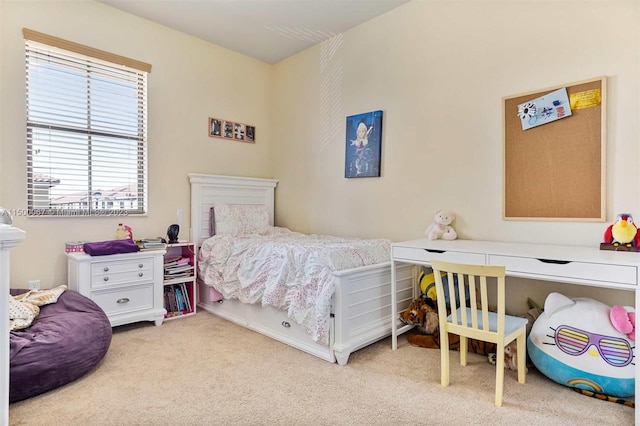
[503, 76, 606, 221]
[517, 87, 572, 131]
[345, 110, 383, 178]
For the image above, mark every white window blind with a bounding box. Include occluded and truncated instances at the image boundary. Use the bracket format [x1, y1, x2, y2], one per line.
[24, 30, 150, 217]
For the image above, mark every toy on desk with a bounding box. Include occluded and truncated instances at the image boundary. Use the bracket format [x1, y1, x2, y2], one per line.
[424, 209, 457, 241]
[527, 292, 635, 399]
[602, 213, 640, 249]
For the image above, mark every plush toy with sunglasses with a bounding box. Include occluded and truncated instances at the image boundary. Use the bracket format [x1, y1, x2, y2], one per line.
[528, 292, 635, 400]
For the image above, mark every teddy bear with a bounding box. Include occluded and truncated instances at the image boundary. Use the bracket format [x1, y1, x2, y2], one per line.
[425, 209, 457, 240]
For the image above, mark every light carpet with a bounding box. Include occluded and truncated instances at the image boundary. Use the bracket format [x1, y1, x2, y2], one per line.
[9, 310, 634, 425]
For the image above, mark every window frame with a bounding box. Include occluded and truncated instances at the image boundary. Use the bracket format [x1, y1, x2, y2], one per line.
[23, 28, 151, 217]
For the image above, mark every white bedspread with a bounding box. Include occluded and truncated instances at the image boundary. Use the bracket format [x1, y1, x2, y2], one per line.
[198, 227, 391, 344]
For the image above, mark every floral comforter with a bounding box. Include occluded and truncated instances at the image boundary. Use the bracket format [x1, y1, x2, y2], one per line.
[198, 227, 391, 344]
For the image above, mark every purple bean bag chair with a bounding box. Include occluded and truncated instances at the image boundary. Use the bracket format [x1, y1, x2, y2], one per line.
[9, 288, 112, 403]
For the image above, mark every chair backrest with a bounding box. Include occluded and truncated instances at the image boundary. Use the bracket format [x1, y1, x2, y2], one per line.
[430, 260, 506, 337]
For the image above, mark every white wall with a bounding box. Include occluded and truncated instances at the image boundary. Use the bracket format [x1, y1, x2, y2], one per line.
[272, 0, 640, 310]
[0, 0, 274, 287]
[1, 0, 638, 313]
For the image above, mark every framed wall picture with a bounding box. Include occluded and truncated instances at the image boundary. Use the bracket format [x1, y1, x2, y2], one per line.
[234, 123, 245, 141]
[208, 117, 256, 143]
[345, 110, 383, 178]
[223, 120, 234, 138]
[246, 126, 256, 142]
[209, 118, 222, 137]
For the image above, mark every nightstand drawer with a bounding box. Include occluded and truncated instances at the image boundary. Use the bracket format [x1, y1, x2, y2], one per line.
[92, 285, 154, 316]
[91, 257, 154, 288]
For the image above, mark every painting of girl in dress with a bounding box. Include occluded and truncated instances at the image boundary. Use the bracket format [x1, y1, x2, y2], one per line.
[345, 110, 383, 178]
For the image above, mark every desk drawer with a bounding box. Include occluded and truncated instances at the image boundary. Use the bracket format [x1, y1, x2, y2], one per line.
[392, 246, 486, 265]
[489, 254, 637, 286]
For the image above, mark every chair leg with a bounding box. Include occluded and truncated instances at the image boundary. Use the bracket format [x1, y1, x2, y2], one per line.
[517, 333, 526, 384]
[440, 329, 450, 387]
[495, 346, 505, 407]
[460, 336, 467, 366]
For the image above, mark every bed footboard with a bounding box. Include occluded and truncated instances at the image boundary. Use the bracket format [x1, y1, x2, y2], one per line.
[331, 262, 415, 365]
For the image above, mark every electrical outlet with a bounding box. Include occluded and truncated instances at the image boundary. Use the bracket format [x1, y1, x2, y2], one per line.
[177, 209, 183, 228]
[28, 280, 40, 290]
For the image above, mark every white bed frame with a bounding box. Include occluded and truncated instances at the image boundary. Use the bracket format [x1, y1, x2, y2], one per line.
[189, 173, 415, 365]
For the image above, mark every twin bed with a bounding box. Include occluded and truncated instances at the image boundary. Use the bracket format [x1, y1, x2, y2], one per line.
[190, 174, 415, 365]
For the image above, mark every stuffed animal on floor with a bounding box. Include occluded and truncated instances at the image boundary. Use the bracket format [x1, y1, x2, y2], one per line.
[401, 273, 542, 369]
[528, 292, 635, 399]
[399, 294, 497, 357]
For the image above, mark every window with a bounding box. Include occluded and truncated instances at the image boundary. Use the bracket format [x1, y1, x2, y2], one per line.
[23, 29, 151, 217]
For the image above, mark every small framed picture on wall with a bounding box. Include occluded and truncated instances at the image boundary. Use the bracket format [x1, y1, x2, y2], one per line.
[209, 118, 221, 137]
[246, 126, 256, 142]
[223, 120, 234, 138]
[234, 123, 245, 141]
[208, 117, 256, 143]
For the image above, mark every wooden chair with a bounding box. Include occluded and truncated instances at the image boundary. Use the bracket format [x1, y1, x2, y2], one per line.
[430, 260, 528, 406]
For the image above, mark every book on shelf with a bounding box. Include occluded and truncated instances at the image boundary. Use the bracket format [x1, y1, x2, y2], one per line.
[175, 287, 185, 311]
[179, 282, 192, 312]
[163, 282, 193, 316]
[164, 286, 177, 313]
[165, 264, 194, 274]
[136, 238, 167, 251]
[163, 257, 190, 267]
[164, 271, 193, 280]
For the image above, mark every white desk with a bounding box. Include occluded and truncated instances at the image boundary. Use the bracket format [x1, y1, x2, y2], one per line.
[1, 225, 26, 426]
[390, 238, 638, 420]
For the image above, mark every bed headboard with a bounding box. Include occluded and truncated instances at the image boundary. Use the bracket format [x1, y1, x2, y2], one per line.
[188, 174, 279, 247]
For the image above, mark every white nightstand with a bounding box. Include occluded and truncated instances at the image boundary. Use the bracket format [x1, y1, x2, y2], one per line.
[67, 249, 166, 327]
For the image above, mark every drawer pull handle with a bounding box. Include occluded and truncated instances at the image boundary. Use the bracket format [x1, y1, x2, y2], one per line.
[138, 272, 144, 277]
[103, 277, 109, 282]
[281, 321, 291, 328]
[138, 264, 143, 268]
[537, 258, 571, 265]
[424, 249, 445, 254]
[117, 298, 130, 304]
[103, 267, 109, 272]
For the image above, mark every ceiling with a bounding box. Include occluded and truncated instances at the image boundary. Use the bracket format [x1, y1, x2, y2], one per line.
[98, 0, 410, 64]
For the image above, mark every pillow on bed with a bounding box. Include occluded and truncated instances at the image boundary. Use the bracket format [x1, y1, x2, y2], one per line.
[211, 203, 270, 236]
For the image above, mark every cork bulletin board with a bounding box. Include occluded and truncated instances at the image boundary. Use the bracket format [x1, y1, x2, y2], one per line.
[503, 76, 606, 221]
